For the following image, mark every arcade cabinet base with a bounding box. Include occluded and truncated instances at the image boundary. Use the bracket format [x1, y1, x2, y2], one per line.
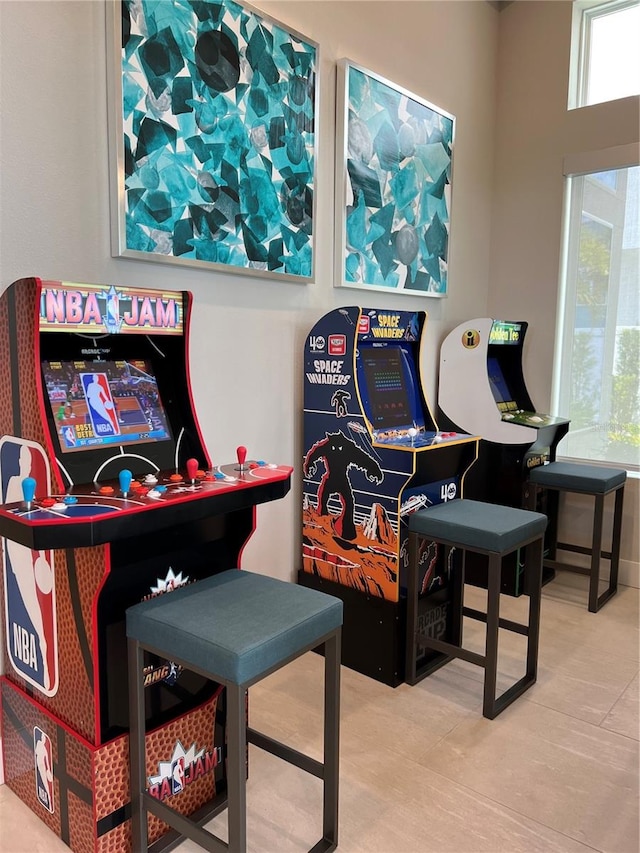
[1, 677, 225, 853]
[298, 571, 405, 687]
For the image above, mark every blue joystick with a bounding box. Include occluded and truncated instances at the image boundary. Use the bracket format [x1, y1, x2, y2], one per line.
[22, 477, 36, 508]
[119, 468, 133, 497]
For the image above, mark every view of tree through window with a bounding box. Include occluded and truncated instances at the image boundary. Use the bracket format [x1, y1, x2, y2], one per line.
[556, 166, 639, 468]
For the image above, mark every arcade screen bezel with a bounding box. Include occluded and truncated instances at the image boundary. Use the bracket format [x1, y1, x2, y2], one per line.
[356, 342, 426, 434]
[486, 319, 535, 415]
[39, 330, 202, 483]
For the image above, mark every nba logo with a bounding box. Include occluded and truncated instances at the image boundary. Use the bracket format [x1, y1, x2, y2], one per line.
[80, 372, 121, 438]
[171, 757, 185, 795]
[103, 285, 122, 334]
[62, 426, 76, 448]
[0, 437, 59, 696]
[34, 727, 54, 813]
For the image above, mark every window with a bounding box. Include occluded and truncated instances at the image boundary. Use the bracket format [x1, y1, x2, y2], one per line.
[553, 161, 639, 469]
[569, 0, 640, 110]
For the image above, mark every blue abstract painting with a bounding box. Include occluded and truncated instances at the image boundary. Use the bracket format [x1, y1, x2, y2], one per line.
[335, 61, 455, 296]
[111, 0, 317, 280]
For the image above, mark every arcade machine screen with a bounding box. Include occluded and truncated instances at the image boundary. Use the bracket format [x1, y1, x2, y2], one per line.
[487, 356, 517, 414]
[358, 344, 424, 436]
[487, 320, 536, 421]
[42, 359, 173, 453]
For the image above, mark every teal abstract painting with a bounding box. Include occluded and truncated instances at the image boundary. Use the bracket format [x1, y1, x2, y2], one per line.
[108, 0, 317, 281]
[335, 60, 455, 296]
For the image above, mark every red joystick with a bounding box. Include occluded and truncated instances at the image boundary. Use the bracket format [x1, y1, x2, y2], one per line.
[186, 458, 199, 484]
[236, 445, 247, 470]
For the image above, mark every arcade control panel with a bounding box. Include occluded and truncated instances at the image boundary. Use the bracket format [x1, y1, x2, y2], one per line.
[372, 428, 473, 448]
[499, 410, 569, 427]
[0, 447, 292, 550]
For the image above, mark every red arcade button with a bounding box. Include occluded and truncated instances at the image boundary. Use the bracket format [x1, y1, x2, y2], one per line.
[40, 497, 56, 507]
[99, 485, 115, 495]
[169, 473, 183, 482]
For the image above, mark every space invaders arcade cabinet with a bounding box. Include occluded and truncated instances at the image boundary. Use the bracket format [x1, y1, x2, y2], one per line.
[438, 317, 570, 594]
[299, 307, 479, 686]
[0, 277, 292, 852]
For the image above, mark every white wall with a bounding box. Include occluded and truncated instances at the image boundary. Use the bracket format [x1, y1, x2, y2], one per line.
[0, 0, 499, 583]
[489, 0, 640, 585]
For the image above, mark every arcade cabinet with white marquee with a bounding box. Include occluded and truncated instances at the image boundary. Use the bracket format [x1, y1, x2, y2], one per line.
[299, 306, 479, 686]
[438, 317, 570, 593]
[0, 277, 292, 853]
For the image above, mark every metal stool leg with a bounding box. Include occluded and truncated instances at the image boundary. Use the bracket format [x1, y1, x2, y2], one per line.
[405, 531, 420, 684]
[588, 494, 605, 613]
[321, 629, 341, 850]
[483, 554, 501, 719]
[226, 684, 247, 853]
[128, 638, 148, 853]
[452, 545, 464, 647]
[524, 537, 543, 680]
[609, 486, 624, 592]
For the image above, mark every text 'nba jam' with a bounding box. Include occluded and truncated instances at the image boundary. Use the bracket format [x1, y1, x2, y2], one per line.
[40, 286, 181, 333]
[147, 748, 221, 802]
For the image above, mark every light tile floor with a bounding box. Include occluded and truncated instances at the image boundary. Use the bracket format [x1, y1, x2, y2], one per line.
[0, 571, 638, 853]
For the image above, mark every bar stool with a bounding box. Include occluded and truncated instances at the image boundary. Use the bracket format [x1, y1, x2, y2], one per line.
[405, 499, 547, 719]
[526, 461, 626, 612]
[126, 569, 343, 852]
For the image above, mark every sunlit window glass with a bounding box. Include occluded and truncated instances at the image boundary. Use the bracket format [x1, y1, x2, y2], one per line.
[586, 3, 640, 106]
[555, 165, 640, 469]
[569, 0, 640, 109]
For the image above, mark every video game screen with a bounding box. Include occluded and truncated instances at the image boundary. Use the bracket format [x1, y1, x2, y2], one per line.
[42, 359, 172, 453]
[487, 356, 517, 411]
[360, 345, 415, 430]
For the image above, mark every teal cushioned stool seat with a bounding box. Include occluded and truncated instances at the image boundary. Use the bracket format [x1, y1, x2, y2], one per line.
[526, 461, 626, 612]
[126, 569, 343, 853]
[529, 461, 626, 494]
[406, 499, 547, 719]
[409, 499, 547, 554]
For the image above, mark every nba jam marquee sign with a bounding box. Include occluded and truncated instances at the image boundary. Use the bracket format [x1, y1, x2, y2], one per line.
[39, 282, 184, 336]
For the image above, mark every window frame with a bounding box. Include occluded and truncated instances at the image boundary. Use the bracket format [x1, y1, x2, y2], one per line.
[568, 0, 640, 110]
[553, 144, 640, 472]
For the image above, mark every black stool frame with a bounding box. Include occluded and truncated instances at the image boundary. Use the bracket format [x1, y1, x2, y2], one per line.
[526, 480, 624, 613]
[405, 531, 544, 719]
[128, 628, 341, 853]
